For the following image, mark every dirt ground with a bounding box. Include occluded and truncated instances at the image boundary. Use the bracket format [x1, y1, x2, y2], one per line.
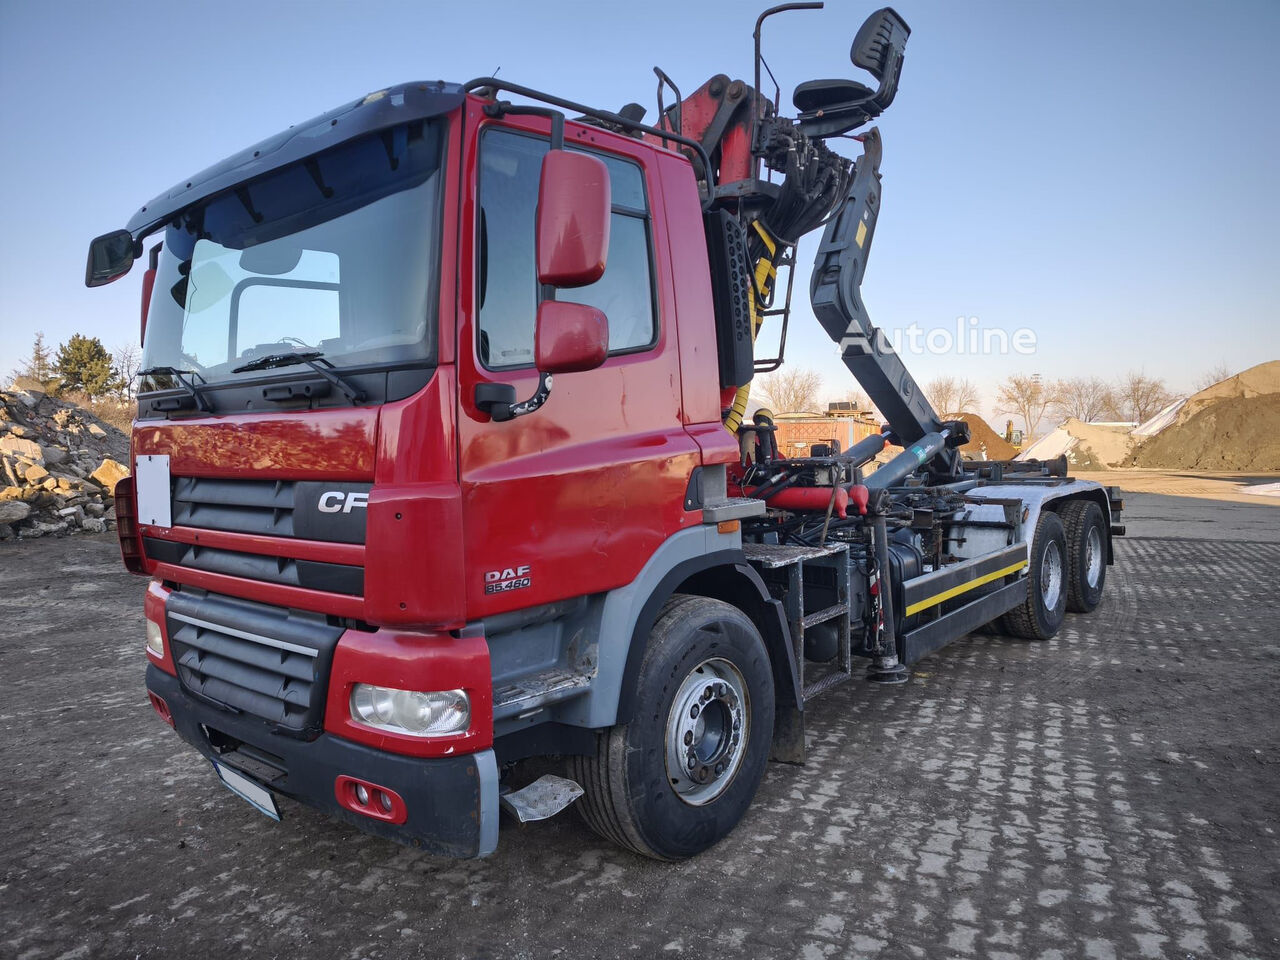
[1074, 468, 1280, 509]
[2, 488, 1278, 960]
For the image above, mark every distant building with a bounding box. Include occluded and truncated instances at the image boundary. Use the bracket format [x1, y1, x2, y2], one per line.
[771, 407, 881, 458]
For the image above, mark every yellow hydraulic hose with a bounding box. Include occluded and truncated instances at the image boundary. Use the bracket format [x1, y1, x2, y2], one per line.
[724, 222, 782, 433]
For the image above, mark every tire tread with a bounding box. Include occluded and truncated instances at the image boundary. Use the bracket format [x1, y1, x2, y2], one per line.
[1060, 499, 1105, 613]
[1004, 510, 1067, 640]
[572, 594, 770, 860]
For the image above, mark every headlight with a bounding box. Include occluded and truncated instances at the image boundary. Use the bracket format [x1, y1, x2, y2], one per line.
[145, 619, 164, 657]
[349, 684, 470, 737]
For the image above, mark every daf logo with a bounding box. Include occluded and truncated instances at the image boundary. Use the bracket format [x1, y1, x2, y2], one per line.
[485, 565, 532, 595]
[318, 491, 369, 514]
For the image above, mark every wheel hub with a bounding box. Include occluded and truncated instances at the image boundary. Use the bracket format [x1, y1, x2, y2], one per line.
[1041, 538, 1063, 610]
[1085, 525, 1103, 588]
[665, 658, 749, 806]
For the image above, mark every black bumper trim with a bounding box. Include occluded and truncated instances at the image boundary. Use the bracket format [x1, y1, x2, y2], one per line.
[147, 665, 498, 858]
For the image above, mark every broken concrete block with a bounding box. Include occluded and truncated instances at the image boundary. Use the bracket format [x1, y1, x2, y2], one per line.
[91, 458, 130, 494]
[0, 500, 32, 523]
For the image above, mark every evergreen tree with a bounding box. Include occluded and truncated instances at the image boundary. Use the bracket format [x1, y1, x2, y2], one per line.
[55, 334, 117, 398]
[10, 331, 62, 392]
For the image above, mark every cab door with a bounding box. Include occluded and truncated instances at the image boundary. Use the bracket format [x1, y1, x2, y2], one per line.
[456, 109, 702, 617]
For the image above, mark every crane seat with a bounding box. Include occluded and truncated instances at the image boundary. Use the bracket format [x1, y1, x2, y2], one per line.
[793, 79, 873, 114]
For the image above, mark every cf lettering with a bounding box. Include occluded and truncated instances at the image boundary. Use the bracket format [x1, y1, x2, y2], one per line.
[318, 491, 344, 513]
[319, 491, 369, 514]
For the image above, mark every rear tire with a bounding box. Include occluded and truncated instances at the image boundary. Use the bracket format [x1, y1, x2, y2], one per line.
[572, 594, 775, 861]
[1061, 500, 1107, 612]
[1003, 510, 1068, 640]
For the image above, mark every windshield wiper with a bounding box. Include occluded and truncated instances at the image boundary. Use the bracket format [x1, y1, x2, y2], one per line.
[232, 351, 366, 403]
[137, 366, 213, 413]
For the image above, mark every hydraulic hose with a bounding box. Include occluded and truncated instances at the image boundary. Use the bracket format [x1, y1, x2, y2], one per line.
[724, 222, 783, 433]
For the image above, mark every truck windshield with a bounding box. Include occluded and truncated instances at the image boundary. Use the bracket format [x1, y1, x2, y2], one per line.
[141, 119, 444, 388]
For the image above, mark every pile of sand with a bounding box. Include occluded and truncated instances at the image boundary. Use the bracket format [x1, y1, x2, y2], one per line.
[954, 412, 1017, 461]
[1019, 418, 1136, 468]
[1128, 361, 1280, 471]
[1129, 394, 1280, 471]
[1181, 360, 1280, 420]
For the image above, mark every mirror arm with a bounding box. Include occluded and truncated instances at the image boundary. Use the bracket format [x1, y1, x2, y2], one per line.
[508, 373, 553, 419]
[475, 373, 553, 423]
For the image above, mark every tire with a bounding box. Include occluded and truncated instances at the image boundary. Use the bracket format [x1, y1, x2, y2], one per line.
[572, 594, 775, 861]
[1061, 500, 1107, 613]
[1002, 510, 1069, 640]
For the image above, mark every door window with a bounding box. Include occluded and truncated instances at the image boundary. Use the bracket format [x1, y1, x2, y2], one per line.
[477, 128, 657, 369]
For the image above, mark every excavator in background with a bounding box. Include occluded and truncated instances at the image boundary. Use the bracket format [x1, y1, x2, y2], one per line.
[86, 4, 1122, 861]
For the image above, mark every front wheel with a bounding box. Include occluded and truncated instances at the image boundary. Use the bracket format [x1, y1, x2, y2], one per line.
[573, 594, 775, 860]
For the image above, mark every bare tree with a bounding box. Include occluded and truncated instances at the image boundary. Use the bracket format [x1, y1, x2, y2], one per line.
[756, 368, 823, 414]
[1194, 363, 1233, 392]
[995, 374, 1059, 438]
[1114, 371, 1174, 423]
[925, 376, 980, 416]
[113, 343, 142, 401]
[1053, 376, 1115, 422]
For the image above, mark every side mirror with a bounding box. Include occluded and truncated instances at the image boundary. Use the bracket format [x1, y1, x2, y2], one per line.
[536, 150, 610, 287]
[85, 229, 138, 287]
[474, 133, 614, 425]
[536, 301, 608, 374]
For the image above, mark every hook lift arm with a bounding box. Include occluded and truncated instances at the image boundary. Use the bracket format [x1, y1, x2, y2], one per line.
[809, 129, 967, 482]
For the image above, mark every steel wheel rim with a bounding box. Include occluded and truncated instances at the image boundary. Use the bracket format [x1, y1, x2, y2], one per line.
[665, 657, 750, 806]
[1041, 539, 1063, 610]
[1085, 526, 1103, 589]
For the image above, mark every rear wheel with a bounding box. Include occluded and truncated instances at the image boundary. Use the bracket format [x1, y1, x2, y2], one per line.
[572, 594, 775, 861]
[1003, 510, 1068, 640]
[1061, 500, 1107, 612]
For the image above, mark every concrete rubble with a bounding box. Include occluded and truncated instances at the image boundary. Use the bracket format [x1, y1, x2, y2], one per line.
[0, 388, 130, 541]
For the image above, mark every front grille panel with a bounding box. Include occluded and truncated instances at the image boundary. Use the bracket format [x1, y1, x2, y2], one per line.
[145, 538, 363, 596]
[173, 478, 298, 537]
[172, 477, 370, 544]
[167, 590, 343, 738]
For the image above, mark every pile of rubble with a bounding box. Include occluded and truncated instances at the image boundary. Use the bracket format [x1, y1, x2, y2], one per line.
[0, 388, 130, 540]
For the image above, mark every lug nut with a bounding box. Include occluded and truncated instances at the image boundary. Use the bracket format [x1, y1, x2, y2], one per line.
[690, 704, 700, 719]
[715, 762, 725, 775]
[702, 687, 713, 702]
[684, 730, 693, 746]
[715, 683, 727, 697]
[687, 754, 696, 769]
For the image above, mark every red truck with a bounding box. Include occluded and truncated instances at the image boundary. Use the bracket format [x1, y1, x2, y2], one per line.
[86, 6, 1121, 860]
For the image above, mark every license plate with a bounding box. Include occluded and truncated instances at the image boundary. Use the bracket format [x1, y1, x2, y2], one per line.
[213, 760, 281, 821]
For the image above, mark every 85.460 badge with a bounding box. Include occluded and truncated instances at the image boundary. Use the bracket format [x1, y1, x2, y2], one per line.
[484, 565, 531, 594]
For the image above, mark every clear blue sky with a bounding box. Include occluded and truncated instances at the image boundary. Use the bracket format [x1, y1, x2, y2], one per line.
[2, 0, 1278, 415]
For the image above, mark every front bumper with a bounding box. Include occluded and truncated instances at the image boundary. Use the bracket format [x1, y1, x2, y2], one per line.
[147, 665, 499, 857]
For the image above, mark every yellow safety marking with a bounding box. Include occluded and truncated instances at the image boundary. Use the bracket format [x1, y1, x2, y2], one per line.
[903, 560, 1027, 618]
[752, 221, 778, 256]
[855, 220, 868, 248]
